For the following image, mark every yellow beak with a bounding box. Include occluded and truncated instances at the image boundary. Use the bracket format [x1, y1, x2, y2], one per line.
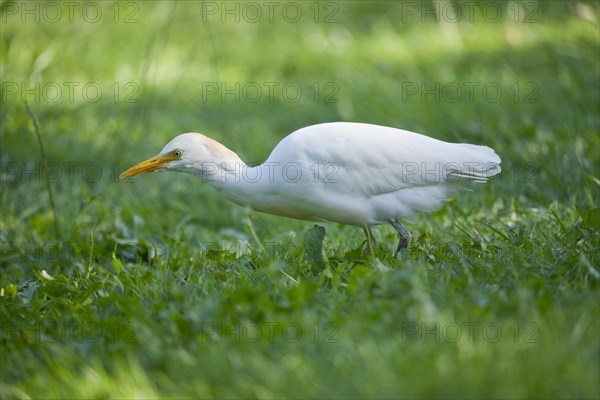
[120, 153, 178, 179]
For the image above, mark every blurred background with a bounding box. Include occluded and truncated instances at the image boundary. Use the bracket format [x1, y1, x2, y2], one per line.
[1, 0, 599, 398]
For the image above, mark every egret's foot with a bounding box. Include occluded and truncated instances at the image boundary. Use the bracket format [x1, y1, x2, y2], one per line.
[389, 220, 411, 258]
[363, 226, 378, 256]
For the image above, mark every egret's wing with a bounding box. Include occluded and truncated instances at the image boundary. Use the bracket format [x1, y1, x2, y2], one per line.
[269, 122, 500, 192]
[266, 122, 501, 221]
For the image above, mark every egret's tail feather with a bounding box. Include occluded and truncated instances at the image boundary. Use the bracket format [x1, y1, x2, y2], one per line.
[445, 144, 501, 183]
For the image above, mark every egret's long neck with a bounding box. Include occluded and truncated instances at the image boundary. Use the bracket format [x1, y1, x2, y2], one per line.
[194, 141, 268, 208]
[204, 163, 275, 209]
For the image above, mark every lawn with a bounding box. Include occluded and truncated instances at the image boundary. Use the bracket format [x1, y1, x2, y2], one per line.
[1, 0, 599, 398]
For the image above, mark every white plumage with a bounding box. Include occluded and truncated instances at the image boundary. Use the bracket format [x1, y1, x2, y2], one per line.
[121, 122, 501, 254]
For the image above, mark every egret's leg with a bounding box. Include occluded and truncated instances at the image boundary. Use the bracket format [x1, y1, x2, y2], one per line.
[363, 226, 378, 255]
[389, 220, 411, 257]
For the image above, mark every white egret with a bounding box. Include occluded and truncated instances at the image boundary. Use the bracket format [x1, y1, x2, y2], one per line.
[120, 122, 501, 255]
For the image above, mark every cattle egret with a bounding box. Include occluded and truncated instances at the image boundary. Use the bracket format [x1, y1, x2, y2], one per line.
[120, 122, 501, 255]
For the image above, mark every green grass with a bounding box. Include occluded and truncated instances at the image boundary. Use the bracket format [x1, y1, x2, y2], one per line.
[1, 1, 599, 398]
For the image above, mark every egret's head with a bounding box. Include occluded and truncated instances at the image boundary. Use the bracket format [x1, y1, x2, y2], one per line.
[120, 133, 240, 179]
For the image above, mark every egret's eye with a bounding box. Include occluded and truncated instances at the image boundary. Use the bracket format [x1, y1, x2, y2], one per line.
[173, 150, 182, 158]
